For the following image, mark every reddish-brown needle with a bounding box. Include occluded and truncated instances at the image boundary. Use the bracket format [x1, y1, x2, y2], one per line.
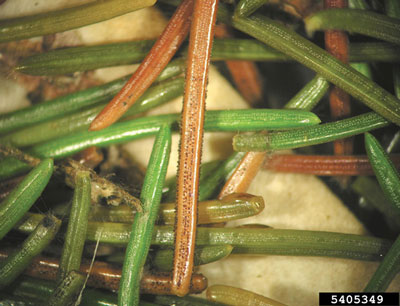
[0, 251, 207, 294]
[218, 152, 266, 199]
[263, 154, 400, 176]
[226, 61, 263, 106]
[214, 25, 265, 200]
[89, 0, 194, 131]
[214, 24, 263, 106]
[172, 0, 218, 297]
[324, 0, 353, 156]
[72, 146, 104, 169]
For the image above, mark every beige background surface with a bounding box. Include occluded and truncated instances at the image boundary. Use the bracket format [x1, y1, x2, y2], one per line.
[1, 2, 399, 305]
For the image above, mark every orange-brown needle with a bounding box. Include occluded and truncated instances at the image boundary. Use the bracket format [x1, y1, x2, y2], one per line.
[89, 0, 194, 131]
[218, 152, 266, 199]
[172, 0, 218, 297]
[0, 251, 207, 294]
[214, 24, 265, 199]
[214, 24, 263, 106]
[324, 0, 353, 156]
[72, 146, 104, 169]
[0, 176, 24, 201]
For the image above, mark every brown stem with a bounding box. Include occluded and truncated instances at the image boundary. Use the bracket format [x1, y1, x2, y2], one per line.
[172, 0, 219, 297]
[0, 144, 40, 167]
[263, 154, 400, 176]
[0, 250, 206, 294]
[89, 0, 194, 131]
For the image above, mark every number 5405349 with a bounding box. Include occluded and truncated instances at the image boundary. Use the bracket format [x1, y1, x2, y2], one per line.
[330, 294, 384, 304]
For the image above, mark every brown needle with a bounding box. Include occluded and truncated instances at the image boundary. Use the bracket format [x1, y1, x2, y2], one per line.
[172, 0, 218, 297]
[324, 0, 353, 156]
[218, 152, 266, 199]
[72, 146, 104, 169]
[0, 251, 207, 294]
[89, 0, 194, 131]
[263, 154, 400, 176]
[214, 24, 263, 106]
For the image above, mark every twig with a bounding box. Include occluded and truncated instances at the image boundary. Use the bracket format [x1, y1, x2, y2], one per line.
[57, 159, 142, 211]
[0, 145, 142, 210]
[0, 144, 40, 167]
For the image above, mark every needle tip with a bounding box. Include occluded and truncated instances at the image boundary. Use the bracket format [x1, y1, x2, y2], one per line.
[89, 118, 104, 131]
